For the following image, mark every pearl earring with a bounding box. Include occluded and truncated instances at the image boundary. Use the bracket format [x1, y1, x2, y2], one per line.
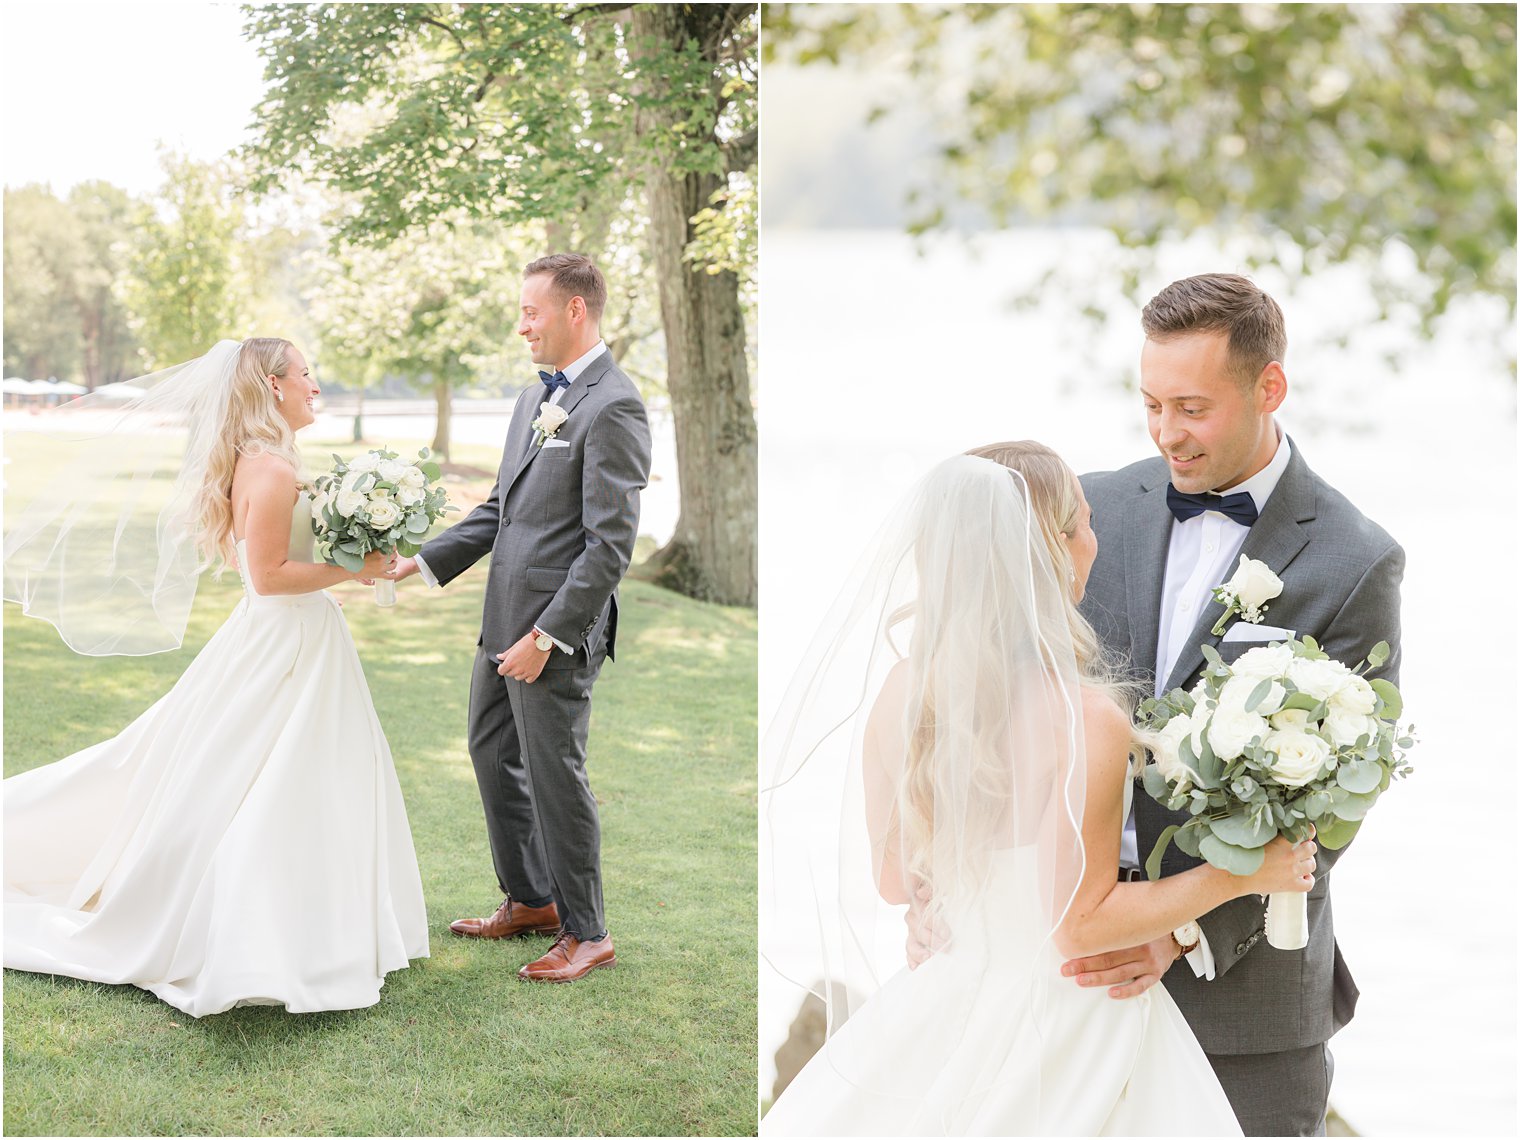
[273, 389, 284, 403]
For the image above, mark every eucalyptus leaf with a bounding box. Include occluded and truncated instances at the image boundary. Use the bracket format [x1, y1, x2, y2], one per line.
[1336, 760, 1382, 794]
[1316, 815, 1363, 850]
[1198, 833, 1267, 876]
[1209, 807, 1276, 849]
[1146, 825, 1181, 881]
[1370, 678, 1403, 719]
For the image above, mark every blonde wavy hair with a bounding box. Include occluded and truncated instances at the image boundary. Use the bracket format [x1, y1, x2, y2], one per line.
[190, 337, 302, 572]
[896, 442, 1143, 900]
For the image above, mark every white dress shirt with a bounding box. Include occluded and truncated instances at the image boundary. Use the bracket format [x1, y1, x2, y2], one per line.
[1120, 428, 1292, 979]
[414, 339, 608, 655]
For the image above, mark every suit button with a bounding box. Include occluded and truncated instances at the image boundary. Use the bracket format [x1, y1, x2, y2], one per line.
[503, 517, 511, 526]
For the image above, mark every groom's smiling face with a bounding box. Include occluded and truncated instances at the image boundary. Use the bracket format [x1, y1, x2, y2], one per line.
[1140, 331, 1284, 494]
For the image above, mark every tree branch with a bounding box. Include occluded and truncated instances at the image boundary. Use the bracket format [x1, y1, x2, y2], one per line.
[723, 126, 757, 173]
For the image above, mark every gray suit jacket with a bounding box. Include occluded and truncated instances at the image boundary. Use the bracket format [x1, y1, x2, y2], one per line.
[421, 350, 652, 667]
[1080, 440, 1404, 1055]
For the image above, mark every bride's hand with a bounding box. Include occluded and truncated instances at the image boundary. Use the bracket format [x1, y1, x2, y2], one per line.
[356, 549, 396, 582]
[1245, 834, 1317, 896]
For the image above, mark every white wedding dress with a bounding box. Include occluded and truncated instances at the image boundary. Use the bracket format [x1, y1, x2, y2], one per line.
[763, 787, 1243, 1136]
[4, 508, 429, 1016]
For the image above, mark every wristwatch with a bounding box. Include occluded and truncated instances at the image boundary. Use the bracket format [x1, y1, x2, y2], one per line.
[1172, 921, 1201, 957]
[533, 630, 555, 652]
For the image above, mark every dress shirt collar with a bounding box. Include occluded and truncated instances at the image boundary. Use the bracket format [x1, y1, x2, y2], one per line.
[1216, 425, 1291, 515]
[558, 339, 607, 386]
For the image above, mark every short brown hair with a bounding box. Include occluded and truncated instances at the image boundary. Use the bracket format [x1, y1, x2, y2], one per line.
[525, 252, 607, 322]
[1141, 274, 1285, 384]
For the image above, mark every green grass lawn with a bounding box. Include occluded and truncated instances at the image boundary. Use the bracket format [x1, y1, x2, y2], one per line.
[2, 453, 758, 1136]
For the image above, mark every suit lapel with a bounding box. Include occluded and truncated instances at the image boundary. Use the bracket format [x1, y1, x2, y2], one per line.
[1160, 444, 1318, 694]
[1123, 472, 1175, 689]
[505, 349, 612, 493]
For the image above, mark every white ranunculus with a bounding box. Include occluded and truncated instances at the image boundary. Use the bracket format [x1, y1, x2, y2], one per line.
[1287, 656, 1353, 703]
[1231, 643, 1295, 683]
[309, 490, 330, 521]
[399, 465, 427, 488]
[369, 486, 392, 501]
[335, 487, 365, 517]
[347, 451, 381, 473]
[1152, 715, 1197, 789]
[398, 485, 424, 507]
[1329, 674, 1377, 716]
[1263, 727, 1333, 787]
[1223, 555, 1285, 618]
[1323, 708, 1379, 749]
[367, 499, 401, 529]
[1206, 700, 1270, 762]
[377, 458, 408, 484]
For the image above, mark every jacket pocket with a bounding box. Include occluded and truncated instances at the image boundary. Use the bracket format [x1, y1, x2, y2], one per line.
[525, 565, 569, 593]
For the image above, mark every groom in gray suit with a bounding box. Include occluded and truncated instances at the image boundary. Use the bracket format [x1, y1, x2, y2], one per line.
[395, 253, 652, 983]
[1071, 274, 1404, 1134]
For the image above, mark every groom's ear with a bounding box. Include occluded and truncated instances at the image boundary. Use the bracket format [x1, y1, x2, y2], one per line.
[1256, 362, 1287, 414]
[567, 294, 588, 323]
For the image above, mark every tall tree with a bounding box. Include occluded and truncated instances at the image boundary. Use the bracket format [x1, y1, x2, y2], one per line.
[767, 3, 1516, 341]
[126, 152, 243, 369]
[3, 186, 87, 381]
[241, 2, 758, 606]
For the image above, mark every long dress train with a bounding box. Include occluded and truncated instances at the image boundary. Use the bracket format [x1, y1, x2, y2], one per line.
[4, 513, 429, 1016]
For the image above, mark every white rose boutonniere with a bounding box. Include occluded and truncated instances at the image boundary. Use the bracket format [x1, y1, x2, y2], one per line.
[1210, 555, 1285, 636]
[532, 402, 569, 447]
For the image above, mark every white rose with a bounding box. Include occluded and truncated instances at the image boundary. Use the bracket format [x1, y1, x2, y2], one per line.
[1263, 727, 1333, 787]
[535, 402, 569, 434]
[367, 499, 401, 529]
[1231, 643, 1294, 683]
[309, 490, 331, 521]
[377, 458, 408, 484]
[1151, 715, 1197, 788]
[369, 486, 392, 501]
[347, 451, 381, 473]
[398, 485, 424, 507]
[1270, 707, 1312, 732]
[1205, 698, 1271, 762]
[1223, 555, 1284, 618]
[1287, 656, 1353, 703]
[1219, 672, 1286, 717]
[1329, 674, 1377, 717]
[400, 466, 427, 488]
[335, 488, 365, 517]
[1323, 708, 1379, 749]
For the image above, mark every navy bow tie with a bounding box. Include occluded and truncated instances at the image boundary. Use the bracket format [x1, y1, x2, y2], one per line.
[1166, 484, 1259, 527]
[538, 370, 570, 394]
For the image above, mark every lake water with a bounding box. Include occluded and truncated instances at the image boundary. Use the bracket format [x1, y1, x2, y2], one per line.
[758, 229, 1518, 1133]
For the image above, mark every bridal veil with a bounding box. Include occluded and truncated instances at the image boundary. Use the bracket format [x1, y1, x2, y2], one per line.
[762, 453, 1090, 1110]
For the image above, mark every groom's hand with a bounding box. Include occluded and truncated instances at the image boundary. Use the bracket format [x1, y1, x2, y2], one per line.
[390, 556, 420, 582]
[1061, 934, 1179, 1000]
[496, 633, 551, 683]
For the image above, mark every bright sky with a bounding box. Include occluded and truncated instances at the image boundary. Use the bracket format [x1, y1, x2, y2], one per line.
[0, 1, 266, 195]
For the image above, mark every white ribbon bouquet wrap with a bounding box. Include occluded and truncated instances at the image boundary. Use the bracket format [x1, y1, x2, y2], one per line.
[1139, 636, 1413, 949]
[309, 447, 457, 606]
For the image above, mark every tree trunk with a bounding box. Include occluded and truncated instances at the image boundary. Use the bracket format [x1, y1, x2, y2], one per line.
[632, 4, 758, 607]
[352, 381, 366, 444]
[430, 374, 453, 461]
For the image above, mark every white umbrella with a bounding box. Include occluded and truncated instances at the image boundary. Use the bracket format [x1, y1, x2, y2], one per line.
[49, 380, 88, 396]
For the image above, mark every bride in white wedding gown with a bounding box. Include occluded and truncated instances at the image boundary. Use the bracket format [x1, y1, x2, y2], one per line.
[761, 447, 1314, 1135]
[3, 338, 428, 1017]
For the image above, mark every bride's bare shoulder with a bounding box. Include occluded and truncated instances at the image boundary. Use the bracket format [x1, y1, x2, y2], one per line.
[233, 450, 299, 488]
[1079, 686, 1134, 767]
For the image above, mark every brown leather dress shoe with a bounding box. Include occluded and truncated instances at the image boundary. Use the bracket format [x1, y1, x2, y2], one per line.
[449, 897, 561, 939]
[517, 930, 616, 983]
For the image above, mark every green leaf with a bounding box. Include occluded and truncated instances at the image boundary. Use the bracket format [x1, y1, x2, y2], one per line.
[1198, 832, 1267, 876]
[1201, 643, 1225, 671]
[1370, 678, 1403, 719]
[330, 546, 364, 572]
[1301, 634, 1320, 653]
[1316, 815, 1363, 850]
[1366, 641, 1390, 669]
[1142, 764, 1172, 800]
[1210, 807, 1276, 849]
[1329, 788, 1381, 821]
[1336, 759, 1382, 794]
[1174, 825, 1203, 858]
[1280, 692, 1320, 712]
[405, 513, 430, 534]
[1245, 677, 1276, 712]
[1145, 825, 1181, 881]
[420, 461, 443, 481]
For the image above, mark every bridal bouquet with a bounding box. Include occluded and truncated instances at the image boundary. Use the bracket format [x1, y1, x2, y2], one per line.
[1138, 636, 1414, 949]
[309, 447, 457, 606]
